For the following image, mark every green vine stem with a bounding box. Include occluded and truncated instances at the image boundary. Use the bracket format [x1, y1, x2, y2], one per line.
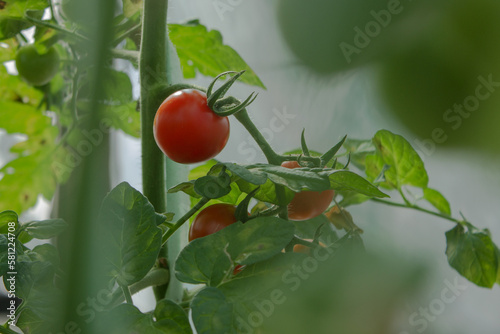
[24, 15, 89, 41]
[234, 109, 289, 219]
[162, 197, 210, 245]
[120, 283, 134, 305]
[234, 109, 280, 165]
[109, 268, 170, 307]
[371, 198, 466, 226]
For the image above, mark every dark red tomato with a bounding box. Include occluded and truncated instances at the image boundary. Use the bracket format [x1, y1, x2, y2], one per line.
[281, 161, 335, 221]
[153, 89, 230, 164]
[189, 203, 238, 242]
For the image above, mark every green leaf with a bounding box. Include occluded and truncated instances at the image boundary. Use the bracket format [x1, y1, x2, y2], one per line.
[0, 65, 43, 104]
[343, 138, 376, 169]
[0, 148, 62, 213]
[251, 164, 331, 192]
[20, 218, 67, 239]
[0, 101, 50, 134]
[0, 37, 18, 62]
[167, 180, 199, 197]
[0, 0, 48, 40]
[100, 299, 192, 334]
[153, 299, 192, 333]
[221, 162, 267, 185]
[175, 217, 295, 286]
[12, 259, 63, 333]
[324, 170, 388, 198]
[191, 287, 234, 334]
[445, 224, 499, 288]
[102, 102, 140, 138]
[423, 188, 451, 215]
[0, 209, 18, 233]
[32, 243, 60, 268]
[338, 190, 371, 207]
[169, 21, 266, 89]
[98, 182, 162, 286]
[194, 172, 231, 199]
[236, 178, 293, 205]
[291, 214, 338, 245]
[366, 130, 429, 190]
[192, 253, 305, 334]
[122, 0, 142, 17]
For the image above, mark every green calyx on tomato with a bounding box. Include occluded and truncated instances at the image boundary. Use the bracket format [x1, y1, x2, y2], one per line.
[281, 161, 335, 221]
[153, 89, 230, 164]
[15, 45, 60, 86]
[188, 203, 238, 241]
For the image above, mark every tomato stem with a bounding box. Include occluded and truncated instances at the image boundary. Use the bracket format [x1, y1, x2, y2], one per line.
[24, 15, 89, 41]
[371, 198, 466, 226]
[161, 197, 210, 245]
[233, 109, 290, 219]
[120, 282, 134, 305]
[108, 268, 170, 307]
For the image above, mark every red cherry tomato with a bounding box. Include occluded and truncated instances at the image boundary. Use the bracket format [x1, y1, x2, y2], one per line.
[281, 161, 335, 221]
[153, 89, 230, 164]
[189, 203, 238, 241]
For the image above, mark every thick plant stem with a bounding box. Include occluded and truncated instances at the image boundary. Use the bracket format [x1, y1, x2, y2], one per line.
[140, 0, 169, 214]
[141, 0, 188, 302]
[62, 0, 117, 332]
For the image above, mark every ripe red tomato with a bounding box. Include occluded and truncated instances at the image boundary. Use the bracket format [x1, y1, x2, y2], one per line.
[153, 89, 230, 164]
[281, 161, 335, 221]
[189, 203, 238, 241]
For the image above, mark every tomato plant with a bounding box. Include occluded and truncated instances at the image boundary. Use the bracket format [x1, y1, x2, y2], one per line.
[0, 1, 499, 334]
[153, 89, 230, 164]
[15, 45, 60, 86]
[188, 203, 237, 241]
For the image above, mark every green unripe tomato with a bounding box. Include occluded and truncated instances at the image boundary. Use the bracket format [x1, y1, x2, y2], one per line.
[15, 45, 60, 86]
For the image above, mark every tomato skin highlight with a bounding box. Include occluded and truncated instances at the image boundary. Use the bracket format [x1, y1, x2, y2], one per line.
[188, 203, 238, 241]
[153, 89, 230, 164]
[281, 161, 335, 221]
